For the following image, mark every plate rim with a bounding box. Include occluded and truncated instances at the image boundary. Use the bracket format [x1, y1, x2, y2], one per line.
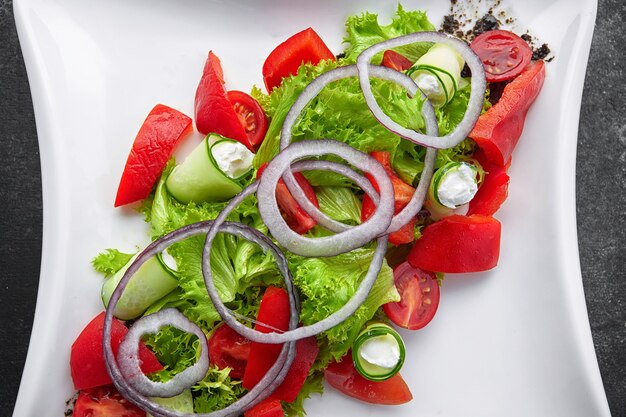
[12, 0, 609, 415]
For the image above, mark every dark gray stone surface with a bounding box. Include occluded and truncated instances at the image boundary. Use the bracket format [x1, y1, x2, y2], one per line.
[0, 0, 624, 415]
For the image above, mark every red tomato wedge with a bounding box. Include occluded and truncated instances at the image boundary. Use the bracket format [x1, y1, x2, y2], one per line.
[208, 323, 251, 379]
[257, 163, 319, 234]
[242, 287, 319, 403]
[194, 52, 251, 149]
[383, 262, 440, 330]
[470, 30, 533, 83]
[262, 27, 335, 92]
[361, 151, 416, 245]
[114, 104, 192, 207]
[468, 149, 511, 216]
[72, 385, 145, 417]
[226, 90, 268, 151]
[70, 312, 162, 391]
[381, 50, 413, 72]
[469, 60, 546, 166]
[243, 398, 284, 417]
[408, 215, 501, 273]
[325, 353, 412, 405]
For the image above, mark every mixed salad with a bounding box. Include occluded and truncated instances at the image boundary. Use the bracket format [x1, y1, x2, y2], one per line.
[67, 6, 546, 417]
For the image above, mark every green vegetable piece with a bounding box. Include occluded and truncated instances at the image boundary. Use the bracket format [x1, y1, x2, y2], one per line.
[408, 43, 465, 106]
[101, 253, 178, 320]
[165, 134, 244, 204]
[352, 323, 406, 381]
[148, 390, 194, 416]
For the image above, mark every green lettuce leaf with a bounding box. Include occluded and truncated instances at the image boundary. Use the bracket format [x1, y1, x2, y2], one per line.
[92, 249, 134, 278]
[315, 186, 362, 225]
[343, 5, 435, 63]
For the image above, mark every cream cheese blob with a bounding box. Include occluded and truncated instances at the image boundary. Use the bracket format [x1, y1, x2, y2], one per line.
[211, 140, 254, 179]
[358, 333, 401, 369]
[437, 163, 478, 208]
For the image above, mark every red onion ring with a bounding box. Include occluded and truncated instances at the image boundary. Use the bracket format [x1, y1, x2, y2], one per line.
[103, 221, 297, 416]
[257, 140, 394, 257]
[356, 32, 486, 149]
[117, 308, 209, 398]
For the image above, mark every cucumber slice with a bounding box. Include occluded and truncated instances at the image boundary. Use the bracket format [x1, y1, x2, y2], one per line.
[165, 134, 245, 204]
[101, 253, 178, 320]
[429, 161, 479, 209]
[352, 323, 406, 381]
[407, 43, 465, 106]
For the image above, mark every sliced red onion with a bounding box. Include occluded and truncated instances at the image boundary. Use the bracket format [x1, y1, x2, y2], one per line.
[103, 221, 297, 417]
[256, 139, 394, 257]
[278, 64, 437, 233]
[117, 308, 209, 398]
[356, 32, 486, 149]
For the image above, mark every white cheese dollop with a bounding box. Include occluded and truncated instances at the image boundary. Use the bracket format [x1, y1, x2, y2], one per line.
[359, 334, 401, 369]
[211, 141, 254, 179]
[438, 164, 478, 209]
[414, 73, 442, 101]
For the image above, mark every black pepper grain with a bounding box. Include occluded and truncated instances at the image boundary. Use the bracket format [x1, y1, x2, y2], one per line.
[472, 13, 500, 37]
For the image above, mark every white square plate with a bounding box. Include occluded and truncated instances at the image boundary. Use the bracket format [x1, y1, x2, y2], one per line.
[13, 0, 609, 416]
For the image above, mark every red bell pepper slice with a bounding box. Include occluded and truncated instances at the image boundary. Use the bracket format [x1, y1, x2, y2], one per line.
[361, 151, 416, 245]
[468, 149, 511, 216]
[242, 287, 290, 390]
[324, 352, 413, 405]
[114, 104, 192, 207]
[70, 312, 163, 390]
[257, 163, 319, 234]
[243, 398, 284, 417]
[381, 50, 413, 72]
[408, 215, 501, 273]
[262, 27, 335, 92]
[194, 51, 250, 148]
[469, 60, 546, 167]
[242, 287, 319, 403]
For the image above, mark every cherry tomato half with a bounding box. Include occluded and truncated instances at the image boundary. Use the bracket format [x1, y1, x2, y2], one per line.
[226, 90, 268, 151]
[383, 261, 440, 330]
[209, 323, 251, 379]
[470, 30, 532, 83]
[73, 385, 145, 417]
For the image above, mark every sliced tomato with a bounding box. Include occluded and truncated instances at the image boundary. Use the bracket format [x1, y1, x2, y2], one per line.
[73, 385, 145, 417]
[243, 398, 284, 417]
[208, 323, 251, 379]
[470, 30, 533, 83]
[469, 60, 546, 166]
[383, 261, 440, 330]
[242, 287, 291, 390]
[467, 149, 511, 216]
[381, 50, 413, 72]
[257, 163, 319, 234]
[408, 215, 501, 273]
[262, 27, 335, 92]
[70, 312, 163, 391]
[361, 151, 416, 245]
[226, 90, 268, 151]
[114, 104, 192, 207]
[324, 353, 412, 405]
[194, 51, 251, 149]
